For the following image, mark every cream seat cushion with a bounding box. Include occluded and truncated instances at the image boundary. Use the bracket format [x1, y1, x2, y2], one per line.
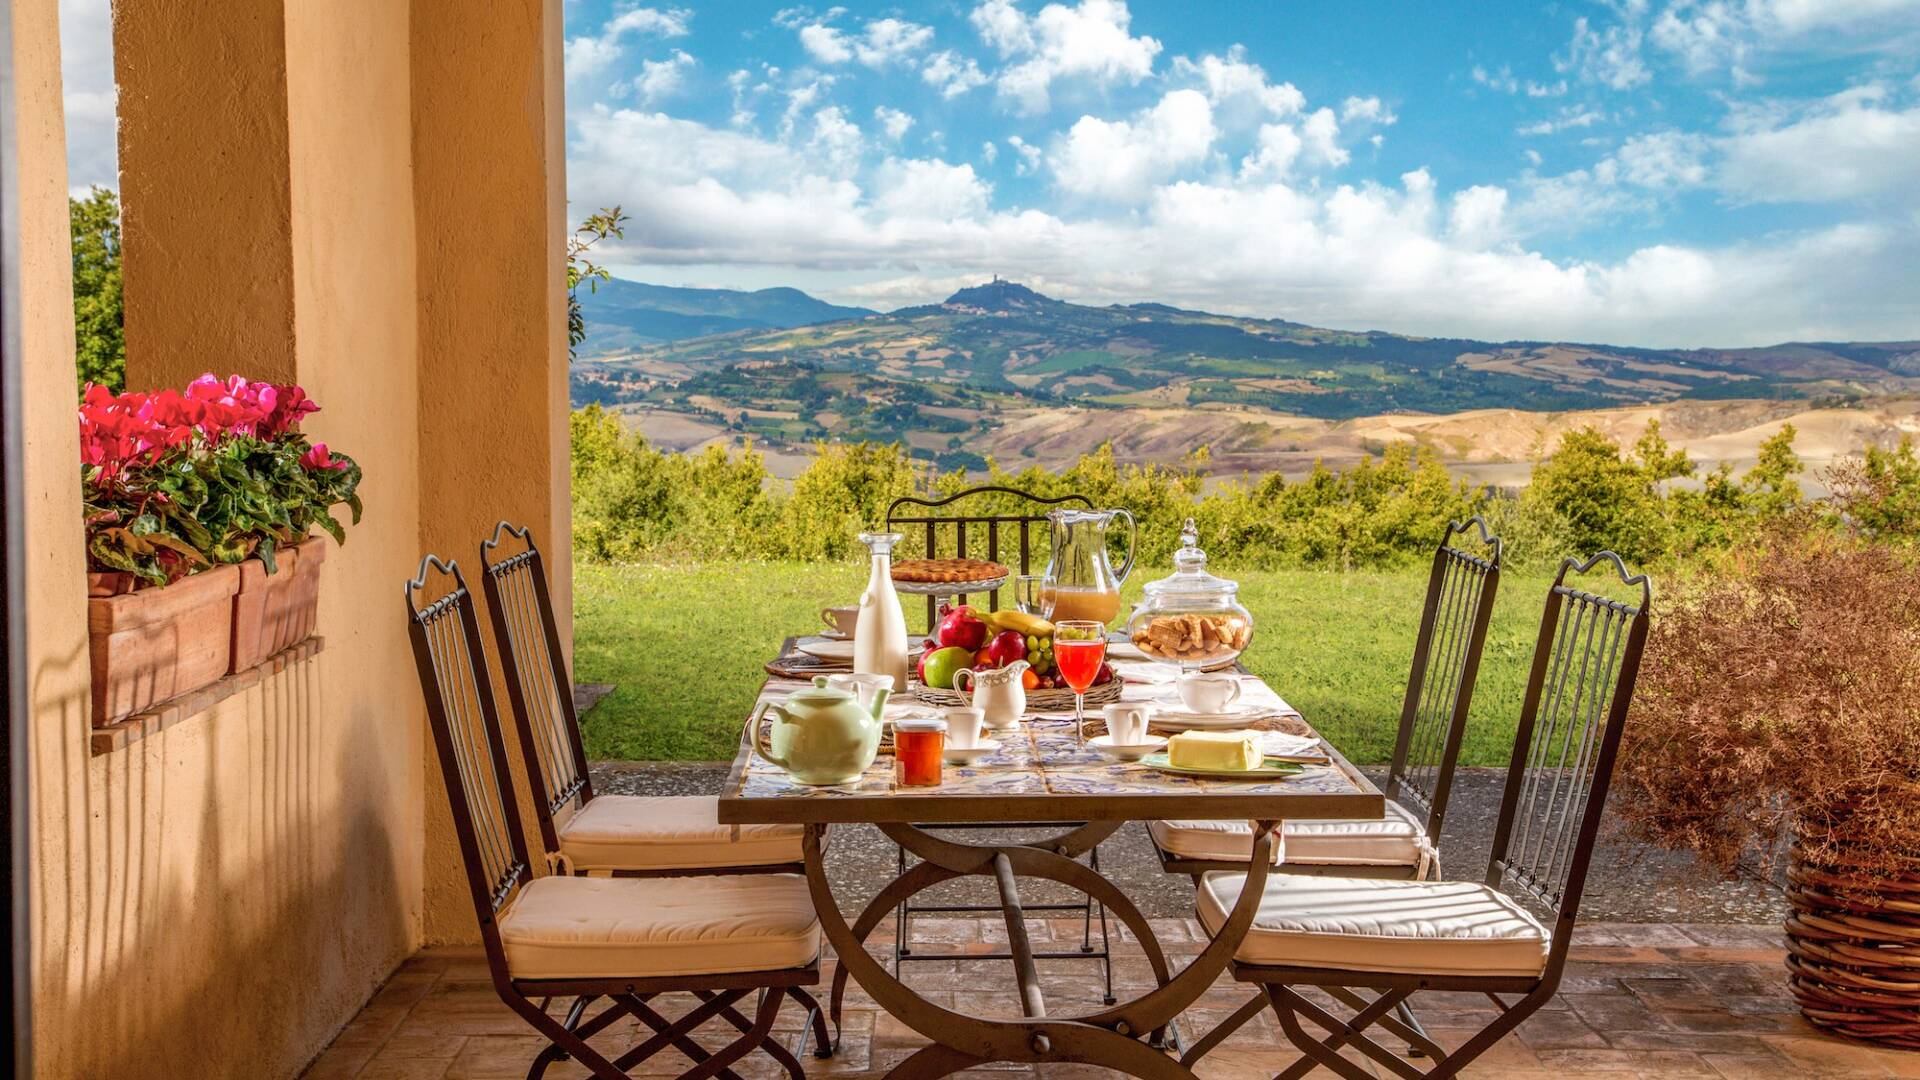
[557, 795, 804, 871]
[1150, 799, 1428, 868]
[1196, 871, 1549, 977]
[500, 873, 820, 981]
[1148, 819, 1284, 863]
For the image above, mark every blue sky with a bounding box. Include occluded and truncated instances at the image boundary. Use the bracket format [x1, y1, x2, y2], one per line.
[558, 0, 1920, 347]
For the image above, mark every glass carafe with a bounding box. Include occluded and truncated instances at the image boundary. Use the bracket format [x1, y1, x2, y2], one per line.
[1042, 508, 1136, 627]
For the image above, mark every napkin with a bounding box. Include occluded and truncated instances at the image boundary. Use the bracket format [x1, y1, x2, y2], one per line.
[1257, 731, 1328, 763]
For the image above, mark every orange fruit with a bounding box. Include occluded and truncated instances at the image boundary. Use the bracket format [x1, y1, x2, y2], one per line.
[1020, 668, 1040, 691]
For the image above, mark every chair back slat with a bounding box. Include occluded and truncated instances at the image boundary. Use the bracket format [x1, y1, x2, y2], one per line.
[406, 555, 531, 921]
[886, 486, 1094, 631]
[1487, 552, 1651, 960]
[480, 523, 592, 851]
[1385, 518, 1502, 833]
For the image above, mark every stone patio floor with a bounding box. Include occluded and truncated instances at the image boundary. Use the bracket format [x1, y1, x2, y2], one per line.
[302, 918, 1920, 1079]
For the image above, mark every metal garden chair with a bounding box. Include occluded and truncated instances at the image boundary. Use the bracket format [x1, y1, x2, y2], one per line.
[1191, 551, 1652, 1080]
[478, 522, 832, 1058]
[1158, 516, 1503, 1064]
[406, 553, 824, 1080]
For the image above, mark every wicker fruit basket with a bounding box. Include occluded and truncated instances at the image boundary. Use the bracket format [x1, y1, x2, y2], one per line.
[1784, 847, 1920, 1049]
[911, 677, 1123, 712]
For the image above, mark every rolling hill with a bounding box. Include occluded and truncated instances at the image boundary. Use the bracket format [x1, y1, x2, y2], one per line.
[571, 278, 1920, 473]
[574, 278, 875, 353]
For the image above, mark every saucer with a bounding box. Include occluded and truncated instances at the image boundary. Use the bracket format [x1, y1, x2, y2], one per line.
[943, 739, 1002, 765]
[1152, 704, 1280, 731]
[1088, 733, 1168, 762]
[818, 629, 852, 641]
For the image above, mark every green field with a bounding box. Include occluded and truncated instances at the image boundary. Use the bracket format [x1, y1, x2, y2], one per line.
[574, 561, 1555, 764]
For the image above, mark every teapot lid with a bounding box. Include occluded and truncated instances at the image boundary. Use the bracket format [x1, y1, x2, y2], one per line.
[786, 685, 855, 707]
[1141, 518, 1237, 600]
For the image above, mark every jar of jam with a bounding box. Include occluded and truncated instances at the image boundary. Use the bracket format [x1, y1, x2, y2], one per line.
[893, 716, 947, 787]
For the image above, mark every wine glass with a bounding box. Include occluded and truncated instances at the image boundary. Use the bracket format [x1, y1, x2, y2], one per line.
[1013, 574, 1052, 617]
[1053, 620, 1107, 744]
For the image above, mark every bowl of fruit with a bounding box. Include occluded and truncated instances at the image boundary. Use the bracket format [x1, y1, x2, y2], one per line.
[913, 602, 1121, 712]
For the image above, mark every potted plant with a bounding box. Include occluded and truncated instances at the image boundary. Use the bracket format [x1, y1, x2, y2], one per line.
[80, 374, 362, 725]
[1612, 528, 1920, 1049]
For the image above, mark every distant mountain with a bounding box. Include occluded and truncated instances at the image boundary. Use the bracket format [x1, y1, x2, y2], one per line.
[575, 278, 875, 353]
[571, 280, 1920, 469]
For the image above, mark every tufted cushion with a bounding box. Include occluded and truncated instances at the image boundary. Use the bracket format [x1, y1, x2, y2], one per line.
[1150, 799, 1430, 869]
[1148, 818, 1284, 863]
[1195, 872, 1550, 977]
[499, 873, 820, 980]
[557, 795, 804, 871]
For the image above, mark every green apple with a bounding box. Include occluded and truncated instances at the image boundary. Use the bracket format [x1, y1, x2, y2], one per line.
[922, 646, 976, 690]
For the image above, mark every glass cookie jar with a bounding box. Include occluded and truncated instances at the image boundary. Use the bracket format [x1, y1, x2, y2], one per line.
[1124, 518, 1254, 670]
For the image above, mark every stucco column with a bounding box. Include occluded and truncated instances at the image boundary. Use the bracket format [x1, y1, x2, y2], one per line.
[112, 0, 298, 387]
[410, 0, 574, 943]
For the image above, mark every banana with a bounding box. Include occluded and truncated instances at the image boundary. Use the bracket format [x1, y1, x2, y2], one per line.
[988, 609, 1054, 637]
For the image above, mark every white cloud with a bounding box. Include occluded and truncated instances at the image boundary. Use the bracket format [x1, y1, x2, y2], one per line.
[1171, 46, 1304, 120]
[635, 50, 695, 104]
[1558, 2, 1653, 90]
[1051, 89, 1216, 201]
[1340, 96, 1398, 125]
[1006, 135, 1043, 175]
[566, 6, 692, 84]
[971, 0, 1163, 115]
[792, 15, 932, 68]
[922, 50, 990, 98]
[875, 158, 994, 219]
[798, 24, 854, 65]
[1652, 0, 1920, 82]
[808, 106, 864, 175]
[1615, 130, 1710, 187]
[874, 106, 915, 142]
[1238, 123, 1303, 182]
[982, 141, 999, 164]
[567, 102, 1920, 347]
[1301, 107, 1348, 168]
[1717, 88, 1920, 202]
[1448, 185, 1509, 247]
[1517, 106, 1605, 136]
[1471, 64, 1566, 97]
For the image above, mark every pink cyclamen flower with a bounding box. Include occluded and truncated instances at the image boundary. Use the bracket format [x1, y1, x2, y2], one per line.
[299, 442, 349, 471]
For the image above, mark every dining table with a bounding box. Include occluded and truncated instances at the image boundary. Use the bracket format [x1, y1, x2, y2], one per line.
[717, 637, 1386, 1079]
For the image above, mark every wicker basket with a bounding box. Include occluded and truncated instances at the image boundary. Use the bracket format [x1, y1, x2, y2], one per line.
[1784, 846, 1920, 1050]
[912, 677, 1123, 712]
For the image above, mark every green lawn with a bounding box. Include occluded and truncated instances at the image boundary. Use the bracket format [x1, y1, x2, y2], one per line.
[573, 561, 1554, 764]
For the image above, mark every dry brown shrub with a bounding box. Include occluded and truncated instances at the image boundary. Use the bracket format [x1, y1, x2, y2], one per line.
[1614, 526, 1920, 885]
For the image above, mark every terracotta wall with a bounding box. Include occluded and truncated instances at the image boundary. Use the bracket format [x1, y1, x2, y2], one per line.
[15, 0, 569, 1076]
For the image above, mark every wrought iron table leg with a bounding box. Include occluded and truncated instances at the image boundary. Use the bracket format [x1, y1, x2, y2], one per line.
[804, 820, 1280, 1078]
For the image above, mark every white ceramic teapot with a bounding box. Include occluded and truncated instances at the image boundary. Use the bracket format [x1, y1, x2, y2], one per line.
[953, 661, 1030, 730]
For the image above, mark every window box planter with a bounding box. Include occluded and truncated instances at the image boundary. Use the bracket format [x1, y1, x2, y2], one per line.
[87, 562, 241, 726]
[230, 537, 327, 673]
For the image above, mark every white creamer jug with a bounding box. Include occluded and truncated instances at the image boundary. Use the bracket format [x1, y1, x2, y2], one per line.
[953, 660, 1030, 730]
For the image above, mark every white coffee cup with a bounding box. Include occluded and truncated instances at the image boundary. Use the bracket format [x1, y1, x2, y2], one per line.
[817, 672, 892, 712]
[1175, 673, 1242, 714]
[1102, 702, 1153, 745]
[942, 706, 985, 749]
[821, 605, 860, 635]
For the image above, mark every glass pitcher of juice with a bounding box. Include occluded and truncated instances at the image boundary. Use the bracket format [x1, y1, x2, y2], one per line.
[1042, 508, 1136, 626]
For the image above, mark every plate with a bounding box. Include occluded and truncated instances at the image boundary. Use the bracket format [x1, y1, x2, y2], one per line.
[1151, 704, 1285, 731]
[796, 639, 857, 663]
[894, 575, 1009, 596]
[1138, 752, 1306, 779]
[1106, 640, 1154, 663]
[944, 739, 1002, 764]
[1089, 733, 1167, 762]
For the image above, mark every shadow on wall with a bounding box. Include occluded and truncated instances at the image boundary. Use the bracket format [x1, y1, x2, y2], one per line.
[32, 639, 410, 1079]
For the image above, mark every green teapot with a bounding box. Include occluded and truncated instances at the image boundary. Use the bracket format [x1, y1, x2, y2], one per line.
[752, 679, 891, 785]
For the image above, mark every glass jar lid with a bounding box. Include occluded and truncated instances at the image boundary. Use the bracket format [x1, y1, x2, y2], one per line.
[1141, 518, 1238, 602]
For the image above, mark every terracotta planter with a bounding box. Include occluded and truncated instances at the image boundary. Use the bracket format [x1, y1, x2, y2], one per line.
[230, 537, 328, 673]
[88, 563, 241, 726]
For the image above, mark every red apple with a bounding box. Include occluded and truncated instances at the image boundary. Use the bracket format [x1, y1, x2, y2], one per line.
[936, 605, 989, 651]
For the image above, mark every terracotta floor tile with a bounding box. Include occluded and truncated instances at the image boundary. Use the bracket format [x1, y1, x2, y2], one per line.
[1534, 1047, 1717, 1075]
[1758, 1034, 1897, 1076]
[1703, 1051, 1835, 1079]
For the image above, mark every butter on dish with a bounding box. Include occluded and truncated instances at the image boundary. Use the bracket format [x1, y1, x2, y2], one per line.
[1166, 729, 1262, 771]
